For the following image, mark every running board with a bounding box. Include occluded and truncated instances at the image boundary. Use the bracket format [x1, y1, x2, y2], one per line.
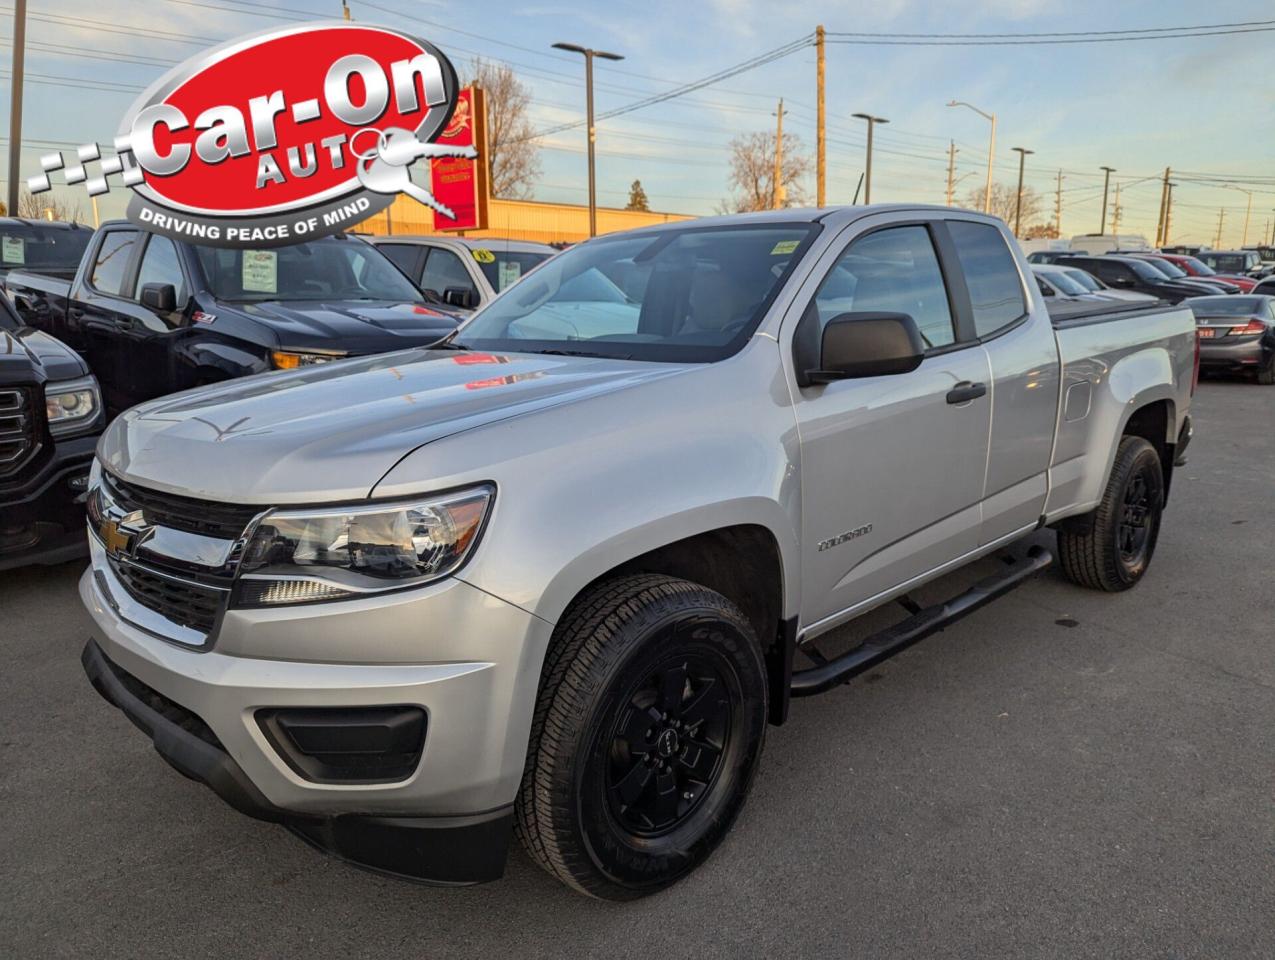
[790, 545, 1053, 698]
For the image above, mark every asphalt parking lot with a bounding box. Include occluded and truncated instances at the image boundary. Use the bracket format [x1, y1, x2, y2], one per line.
[2, 378, 1272, 960]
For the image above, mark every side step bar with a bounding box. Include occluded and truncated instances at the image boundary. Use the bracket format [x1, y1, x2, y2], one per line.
[790, 545, 1053, 697]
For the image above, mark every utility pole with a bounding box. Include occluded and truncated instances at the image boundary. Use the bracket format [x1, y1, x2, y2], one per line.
[852, 113, 888, 204]
[1011, 146, 1033, 237]
[1163, 182, 1175, 246]
[945, 141, 958, 207]
[815, 25, 826, 207]
[1110, 182, 1122, 235]
[7, 0, 26, 217]
[1214, 208, 1226, 249]
[341, 0, 351, 19]
[1054, 169, 1064, 238]
[1239, 188, 1252, 246]
[1099, 165, 1116, 236]
[1153, 166, 1170, 246]
[553, 42, 624, 238]
[771, 98, 786, 209]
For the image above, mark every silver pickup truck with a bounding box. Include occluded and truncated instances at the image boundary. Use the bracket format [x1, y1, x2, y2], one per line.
[79, 206, 1196, 900]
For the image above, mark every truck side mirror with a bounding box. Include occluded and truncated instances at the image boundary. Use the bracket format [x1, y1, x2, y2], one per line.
[797, 311, 926, 386]
[140, 282, 177, 313]
[443, 286, 479, 309]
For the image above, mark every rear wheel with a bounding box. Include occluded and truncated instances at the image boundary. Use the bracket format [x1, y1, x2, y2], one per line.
[1257, 353, 1275, 385]
[515, 574, 768, 900]
[1057, 436, 1164, 592]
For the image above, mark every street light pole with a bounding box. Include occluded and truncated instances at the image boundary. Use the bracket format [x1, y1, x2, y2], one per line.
[1011, 146, 1033, 237]
[552, 41, 624, 238]
[7, 0, 26, 217]
[947, 101, 995, 213]
[851, 113, 888, 204]
[1099, 166, 1116, 236]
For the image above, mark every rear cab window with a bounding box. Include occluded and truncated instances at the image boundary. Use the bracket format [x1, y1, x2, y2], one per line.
[946, 220, 1027, 338]
[0, 224, 92, 277]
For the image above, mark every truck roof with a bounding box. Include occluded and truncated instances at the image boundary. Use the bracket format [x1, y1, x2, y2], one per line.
[0, 217, 90, 231]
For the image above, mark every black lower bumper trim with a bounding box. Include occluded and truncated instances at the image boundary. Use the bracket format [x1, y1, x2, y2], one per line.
[81, 639, 512, 885]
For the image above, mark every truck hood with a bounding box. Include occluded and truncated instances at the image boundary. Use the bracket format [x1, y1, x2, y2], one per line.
[99, 348, 688, 503]
[0, 326, 88, 386]
[237, 298, 462, 352]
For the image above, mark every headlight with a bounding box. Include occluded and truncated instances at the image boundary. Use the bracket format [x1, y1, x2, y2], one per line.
[45, 375, 102, 436]
[271, 349, 347, 370]
[235, 484, 494, 606]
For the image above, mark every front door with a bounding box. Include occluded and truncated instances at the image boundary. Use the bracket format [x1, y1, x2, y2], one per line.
[788, 219, 993, 630]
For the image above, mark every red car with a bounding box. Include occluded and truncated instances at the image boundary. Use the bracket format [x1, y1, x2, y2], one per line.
[1152, 253, 1258, 292]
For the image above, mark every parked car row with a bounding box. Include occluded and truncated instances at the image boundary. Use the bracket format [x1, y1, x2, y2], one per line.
[1, 219, 555, 568]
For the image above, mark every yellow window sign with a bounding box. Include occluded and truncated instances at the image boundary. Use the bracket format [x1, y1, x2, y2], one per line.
[770, 239, 799, 255]
[471, 248, 496, 263]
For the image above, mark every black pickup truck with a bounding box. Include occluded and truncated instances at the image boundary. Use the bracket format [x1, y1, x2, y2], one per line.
[7, 221, 460, 415]
[0, 292, 103, 570]
[0, 217, 93, 291]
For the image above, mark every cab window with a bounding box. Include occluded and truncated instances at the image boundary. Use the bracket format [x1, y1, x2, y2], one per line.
[135, 235, 187, 307]
[89, 230, 140, 296]
[419, 248, 477, 300]
[946, 221, 1027, 337]
[811, 225, 955, 349]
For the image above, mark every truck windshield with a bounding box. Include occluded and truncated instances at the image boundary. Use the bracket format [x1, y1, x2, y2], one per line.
[0, 223, 92, 277]
[194, 238, 424, 302]
[449, 223, 819, 362]
[472, 249, 553, 292]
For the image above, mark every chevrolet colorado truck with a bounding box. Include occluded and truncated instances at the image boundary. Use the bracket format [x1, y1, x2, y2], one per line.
[7, 222, 459, 416]
[78, 206, 1197, 900]
[0, 292, 103, 569]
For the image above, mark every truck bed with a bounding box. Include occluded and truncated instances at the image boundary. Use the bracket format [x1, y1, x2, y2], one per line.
[1045, 298, 1172, 327]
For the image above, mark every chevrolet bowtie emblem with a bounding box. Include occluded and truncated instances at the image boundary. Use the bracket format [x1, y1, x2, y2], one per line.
[99, 510, 147, 556]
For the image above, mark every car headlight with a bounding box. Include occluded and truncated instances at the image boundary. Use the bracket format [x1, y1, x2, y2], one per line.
[45, 375, 102, 436]
[271, 349, 347, 370]
[235, 484, 494, 606]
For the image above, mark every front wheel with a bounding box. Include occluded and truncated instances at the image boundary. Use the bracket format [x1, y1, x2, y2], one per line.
[1257, 353, 1275, 385]
[515, 574, 768, 900]
[1057, 436, 1165, 592]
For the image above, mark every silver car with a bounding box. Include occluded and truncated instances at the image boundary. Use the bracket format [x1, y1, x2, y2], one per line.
[371, 235, 556, 313]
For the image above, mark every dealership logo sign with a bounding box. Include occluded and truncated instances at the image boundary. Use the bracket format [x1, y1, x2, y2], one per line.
[28, 22, 476, 247]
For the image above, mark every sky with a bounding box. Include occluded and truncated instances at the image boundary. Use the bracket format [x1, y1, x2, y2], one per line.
[2, 0, 1274, 246]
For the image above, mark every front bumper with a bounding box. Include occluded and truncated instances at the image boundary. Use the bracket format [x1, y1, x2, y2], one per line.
[0, 432, 96, 570]
[80, 556, 554, 884]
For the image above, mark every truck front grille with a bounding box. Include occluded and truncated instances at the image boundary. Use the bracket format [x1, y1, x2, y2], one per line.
[0, 388, 38, 478]
[104, 471, 261, 541]
[110, 558, 225, 635]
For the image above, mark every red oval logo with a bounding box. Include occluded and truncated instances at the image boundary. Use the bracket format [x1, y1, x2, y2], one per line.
[121, 23, 457, 217]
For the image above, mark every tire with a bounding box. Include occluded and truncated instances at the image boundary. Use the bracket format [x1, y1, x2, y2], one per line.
[515, 574, 768, 900]
[1257, 353, 1275, 385]
[1057, 436, 1164, 592]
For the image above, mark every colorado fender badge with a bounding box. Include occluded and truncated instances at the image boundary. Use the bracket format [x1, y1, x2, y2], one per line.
[114, 22, 461, 248]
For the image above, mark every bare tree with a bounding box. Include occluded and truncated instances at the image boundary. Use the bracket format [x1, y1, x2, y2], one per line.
[15, 189, 84, 222]
[964, 182, 1043, 227]
[461, 58, 542, 200]
[723, 130, 811, 213]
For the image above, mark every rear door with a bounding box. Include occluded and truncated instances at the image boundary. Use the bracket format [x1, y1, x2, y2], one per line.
[788, 216, 993, 629]
[944, 218, 1060, 543]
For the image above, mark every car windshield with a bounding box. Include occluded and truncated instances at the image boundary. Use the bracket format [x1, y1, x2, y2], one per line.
[1041, 270, 1088, 295]
[1063, 268, 1103, 291]
[1146, 258, 1187, 278]
[448, 223, 819, 362]
[471, 248, 553, 293]
[194, 238, 424, 302]
[1180, 256, 1215, 276]
[1125, 259, 1168, 282]
[0, 223, 92, 276]
[1187, 297, 1264, 317]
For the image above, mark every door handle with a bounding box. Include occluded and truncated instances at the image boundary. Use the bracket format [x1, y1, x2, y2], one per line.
[946, 381, 987, 404]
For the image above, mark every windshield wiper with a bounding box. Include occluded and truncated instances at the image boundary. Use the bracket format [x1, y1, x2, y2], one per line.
[430, 340, 471, 350]
[525, 348, 631, 360]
